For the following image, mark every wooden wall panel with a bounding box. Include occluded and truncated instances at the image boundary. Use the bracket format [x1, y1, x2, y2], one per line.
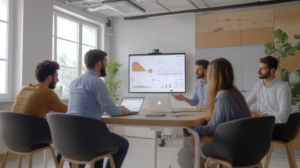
[196, 30, 241, 48]
[196, 8, 273, 34]
[274, 5, 300, 43]
[242, 27, 274, 45]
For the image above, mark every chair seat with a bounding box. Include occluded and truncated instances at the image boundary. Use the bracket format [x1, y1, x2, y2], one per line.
[9, 143, 51, 153]
[65, 150, 117, 161]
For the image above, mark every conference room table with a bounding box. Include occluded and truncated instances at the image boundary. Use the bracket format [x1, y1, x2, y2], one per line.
[101, 108, 207, 168]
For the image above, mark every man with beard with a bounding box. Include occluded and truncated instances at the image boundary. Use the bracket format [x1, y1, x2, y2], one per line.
[12, 60, 68, 119]
[247, 56, 292, 124]
[57, 49, 130, 168]
[172, 59, 209, 111]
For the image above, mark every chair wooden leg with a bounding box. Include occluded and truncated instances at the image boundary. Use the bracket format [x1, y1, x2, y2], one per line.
[90, 161, 95, 168]
[264, 143, 273, 168]
[28, 153, 33, 168]
[108, 154, 116, 168]
[18, 155, 22, 168]
[204, 158, 211, 168]
[285, 143, 295, 168]
[0, 151, 10, 168]
[49, 147, 58, 168]
[286, 143, 298, 168]
[58, 158, 65, 168]
[258, 161, 262, 168]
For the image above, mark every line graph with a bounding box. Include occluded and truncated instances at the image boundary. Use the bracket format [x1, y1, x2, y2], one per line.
[157, 63, 182, 72]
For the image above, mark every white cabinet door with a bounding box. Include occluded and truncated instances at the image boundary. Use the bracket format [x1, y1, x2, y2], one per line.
[196, 46, 242, 90]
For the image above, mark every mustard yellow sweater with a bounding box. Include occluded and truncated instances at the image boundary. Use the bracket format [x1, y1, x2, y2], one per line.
[12, 83, 68, 119]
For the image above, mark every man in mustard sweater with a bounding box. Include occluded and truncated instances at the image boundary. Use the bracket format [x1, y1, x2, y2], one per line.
[12, 60, 68, 119]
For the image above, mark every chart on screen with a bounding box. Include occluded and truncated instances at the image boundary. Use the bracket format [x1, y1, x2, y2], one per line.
[129, 53, 186, 93]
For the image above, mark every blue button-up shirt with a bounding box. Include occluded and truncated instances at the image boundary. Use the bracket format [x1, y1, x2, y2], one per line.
[67, 70, 123, 119]
[190, 80, 207, 109]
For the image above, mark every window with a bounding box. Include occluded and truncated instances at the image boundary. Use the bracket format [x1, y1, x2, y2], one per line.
[53, 12, 99, 94]
[0, 0, 11, 99]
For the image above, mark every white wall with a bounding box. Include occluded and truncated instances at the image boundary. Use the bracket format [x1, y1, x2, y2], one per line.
[22, 0, 54, 86]
[114, 14, 197, 109]
[113, 14, 197, 137]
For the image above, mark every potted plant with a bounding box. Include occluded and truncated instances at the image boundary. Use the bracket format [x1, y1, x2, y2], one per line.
[264, 29, 300, 150]
[105, 57, 123, 104]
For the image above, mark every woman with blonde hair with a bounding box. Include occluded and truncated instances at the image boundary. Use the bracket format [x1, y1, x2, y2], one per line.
[177, 58, 251, 168]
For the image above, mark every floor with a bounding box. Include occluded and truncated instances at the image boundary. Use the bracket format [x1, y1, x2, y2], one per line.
[1, 137, 300, 168]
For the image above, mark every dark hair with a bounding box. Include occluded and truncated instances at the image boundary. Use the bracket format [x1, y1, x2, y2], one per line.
[195, 59, 209, 69]
[260, 56, 278, 71]
[84, 49, 107, 69]
[35, 60, 60, 82]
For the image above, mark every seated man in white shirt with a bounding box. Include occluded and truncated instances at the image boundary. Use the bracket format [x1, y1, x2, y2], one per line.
[247, 56, 292, 125]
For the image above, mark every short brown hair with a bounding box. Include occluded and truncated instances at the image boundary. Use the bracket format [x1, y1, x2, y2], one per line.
[260, 56, 278, 71]
[35, 60, 60, 82]
[84, 49, 107, 69]
[195, 59, 209, 69]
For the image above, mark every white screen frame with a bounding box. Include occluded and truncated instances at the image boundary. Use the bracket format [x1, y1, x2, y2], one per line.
[128, 53, 186, 93]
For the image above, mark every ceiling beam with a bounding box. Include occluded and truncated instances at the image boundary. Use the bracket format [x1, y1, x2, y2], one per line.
[124, 0, 300, 20]
[201, 0, 210, 8]
[186, 0, 200, 9]
[156, 1, 172, 12]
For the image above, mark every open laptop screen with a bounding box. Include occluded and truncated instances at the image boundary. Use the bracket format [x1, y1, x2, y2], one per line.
[120, 97, 145, 113]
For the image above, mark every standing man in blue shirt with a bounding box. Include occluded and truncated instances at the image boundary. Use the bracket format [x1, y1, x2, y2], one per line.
[172, 59, 209, 111]
[57, 49, 130, 168]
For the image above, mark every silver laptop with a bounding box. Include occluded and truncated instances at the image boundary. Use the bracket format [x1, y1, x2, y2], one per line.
[147, 95, 178, 113]
[120, 97, 145, 115]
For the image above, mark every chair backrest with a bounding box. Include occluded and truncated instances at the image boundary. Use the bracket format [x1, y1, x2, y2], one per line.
[0, 112, 52, 152]
[47, 113, 118, 161]
[202, 116, 275, 167]
[277, 112, 300, 142]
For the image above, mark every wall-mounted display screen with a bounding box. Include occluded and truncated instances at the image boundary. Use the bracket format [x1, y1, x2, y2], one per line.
[129, 53, 186, 93]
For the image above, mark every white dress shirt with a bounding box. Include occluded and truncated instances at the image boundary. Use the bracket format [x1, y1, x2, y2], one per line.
[246, 77, 292, 123]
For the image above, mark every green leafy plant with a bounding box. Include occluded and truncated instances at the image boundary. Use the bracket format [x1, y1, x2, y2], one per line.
[295, 34, 300, 51]
[264, 29, 300, 111]
[293, 34, 300, 110]
[105, 57, 123, 103]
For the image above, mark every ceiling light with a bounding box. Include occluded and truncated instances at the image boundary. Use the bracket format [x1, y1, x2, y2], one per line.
[131, 0, 166, 3]
[102, 0, 146, 15]
[82, 2, 102, 7]
[66, 0, 95, 5]
[86, 6, 107, 11]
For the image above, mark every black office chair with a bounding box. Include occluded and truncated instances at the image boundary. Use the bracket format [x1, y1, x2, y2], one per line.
[264, 112, 300, 168]
[0, 112, 58, 168]
[202, 116, 275, 168]
[46, 113, 119, 168]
